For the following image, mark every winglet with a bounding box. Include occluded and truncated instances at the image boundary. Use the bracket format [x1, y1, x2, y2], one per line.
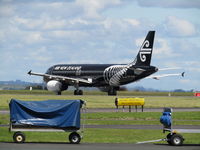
[28, 70, 32, 75]
[181, 72, 185, 77]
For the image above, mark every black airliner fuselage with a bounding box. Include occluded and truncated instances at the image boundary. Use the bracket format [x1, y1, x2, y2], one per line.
[45, 64, 158, 86]
[28, 31, 167, 95]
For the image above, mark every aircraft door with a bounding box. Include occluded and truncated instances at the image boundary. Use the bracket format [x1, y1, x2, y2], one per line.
[75, 69, 81, 76]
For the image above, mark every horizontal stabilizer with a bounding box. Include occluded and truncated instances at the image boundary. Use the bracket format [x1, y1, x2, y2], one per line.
[158, 67, 181, 71]
[147, 72, 185, 80]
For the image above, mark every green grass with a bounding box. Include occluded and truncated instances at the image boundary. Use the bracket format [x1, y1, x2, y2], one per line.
[1, 112, 200, 126]
[84, 112, 200, 125]
[0, 94, 200, 110]
[83, 128, 200, 144]
[84, 112, 200, 120]
[0, 127, 200, 144]
[0, 90, 195, 96]
[85, 120, 200, 125]
[0, 114, 9, 125]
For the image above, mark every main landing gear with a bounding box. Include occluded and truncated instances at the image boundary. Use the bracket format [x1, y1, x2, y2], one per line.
[74, 89, 83, 95]
[74, 83, 83, 95]
[56, 91, 62, 95]
[108, 87, 117, 96]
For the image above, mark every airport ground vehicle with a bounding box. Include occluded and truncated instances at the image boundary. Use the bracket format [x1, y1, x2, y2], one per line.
[9, 99, 86, 144]
[160, 108, 184, 146]
[138, 108, 200, 146]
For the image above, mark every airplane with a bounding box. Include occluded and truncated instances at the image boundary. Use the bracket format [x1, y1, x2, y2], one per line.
[28, 31, 184, 95]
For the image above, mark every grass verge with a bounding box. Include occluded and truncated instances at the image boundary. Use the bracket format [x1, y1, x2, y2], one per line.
[1, 112, 200, 125]
[0, 90, 195, 96]
[0, 94, 200, 110]
[0, 127, 200, 144]
[84, 112, 200, 120]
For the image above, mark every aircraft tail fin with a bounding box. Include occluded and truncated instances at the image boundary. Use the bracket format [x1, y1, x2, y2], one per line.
[131, 31, 155, 66]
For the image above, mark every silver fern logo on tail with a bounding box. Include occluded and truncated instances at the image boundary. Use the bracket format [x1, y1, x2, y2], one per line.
[139, 40, 152, 62]
[135, 31, 155, 66]
[103, 65, 128, 86]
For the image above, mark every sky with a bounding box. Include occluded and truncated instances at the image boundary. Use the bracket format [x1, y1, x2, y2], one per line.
[0, 0, 200, 91]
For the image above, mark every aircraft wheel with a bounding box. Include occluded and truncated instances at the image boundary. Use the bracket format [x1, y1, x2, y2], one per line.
[56, 91, 61, 95]
[74, 90, 78, 95]
[13, 132, 26, 143]
[69, 132, 81, 144]
[78, 90, 83, 95]
[74, 90, 83, 95]
[169, 134, 184, 146]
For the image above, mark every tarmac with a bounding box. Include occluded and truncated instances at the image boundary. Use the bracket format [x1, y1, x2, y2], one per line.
[0, 143, 200, 150]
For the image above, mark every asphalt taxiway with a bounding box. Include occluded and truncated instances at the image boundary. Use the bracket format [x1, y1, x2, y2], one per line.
[0, 143, 200, 150]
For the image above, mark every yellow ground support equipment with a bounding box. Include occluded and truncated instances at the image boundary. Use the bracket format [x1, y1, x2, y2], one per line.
[115, 97, 145, 112]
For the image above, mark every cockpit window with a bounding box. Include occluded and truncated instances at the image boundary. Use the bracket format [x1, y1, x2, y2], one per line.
[45, 66, 53, 74]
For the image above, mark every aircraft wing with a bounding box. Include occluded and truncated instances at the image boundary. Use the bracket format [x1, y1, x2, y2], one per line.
[27, 70, 92, 84]
[147, 72, 185, 80]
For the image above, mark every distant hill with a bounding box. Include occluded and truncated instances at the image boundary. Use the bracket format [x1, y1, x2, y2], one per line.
[0, 80, 39, 85]
[0, 80, 41, 90]
[128, 86, 161, 92]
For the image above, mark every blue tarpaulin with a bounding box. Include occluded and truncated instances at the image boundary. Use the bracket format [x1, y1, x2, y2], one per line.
[9, 99, 83, 129]
[160, 112, 172, 128]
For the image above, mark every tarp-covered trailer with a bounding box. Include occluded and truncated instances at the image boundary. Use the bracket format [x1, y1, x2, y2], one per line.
[9, 99, 85, 144]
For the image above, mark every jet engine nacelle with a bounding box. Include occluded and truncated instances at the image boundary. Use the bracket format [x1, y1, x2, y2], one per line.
[47, 80, 68, 92]
[47, 80, 62, 92]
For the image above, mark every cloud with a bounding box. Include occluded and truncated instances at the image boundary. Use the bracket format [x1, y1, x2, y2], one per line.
[183, 61, 200, 73]
[0, 1, 15, 17]
[76, 0, 121, 19]
[135, 37, 174, 59]
[164, 16, 197, 37]
[11, 0, 121, 20]
[154, 38, 174, 57]
[25, 32, 46, 44]
[179, 79, 190, 84]
[13, 16, 77, 30]
[30, 47, 52, 61]
[136, 0, 200, 9]
[48, 30, 89, 43]
[124, 19, 140, 26]
[13, 15, 73, 31]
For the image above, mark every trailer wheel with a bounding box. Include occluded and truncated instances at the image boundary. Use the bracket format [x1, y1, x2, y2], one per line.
[166, 133, 172, 145]
[170, 134, 184, 146]
[69, 132, 81, 144]
[13, 132, 26, 143]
